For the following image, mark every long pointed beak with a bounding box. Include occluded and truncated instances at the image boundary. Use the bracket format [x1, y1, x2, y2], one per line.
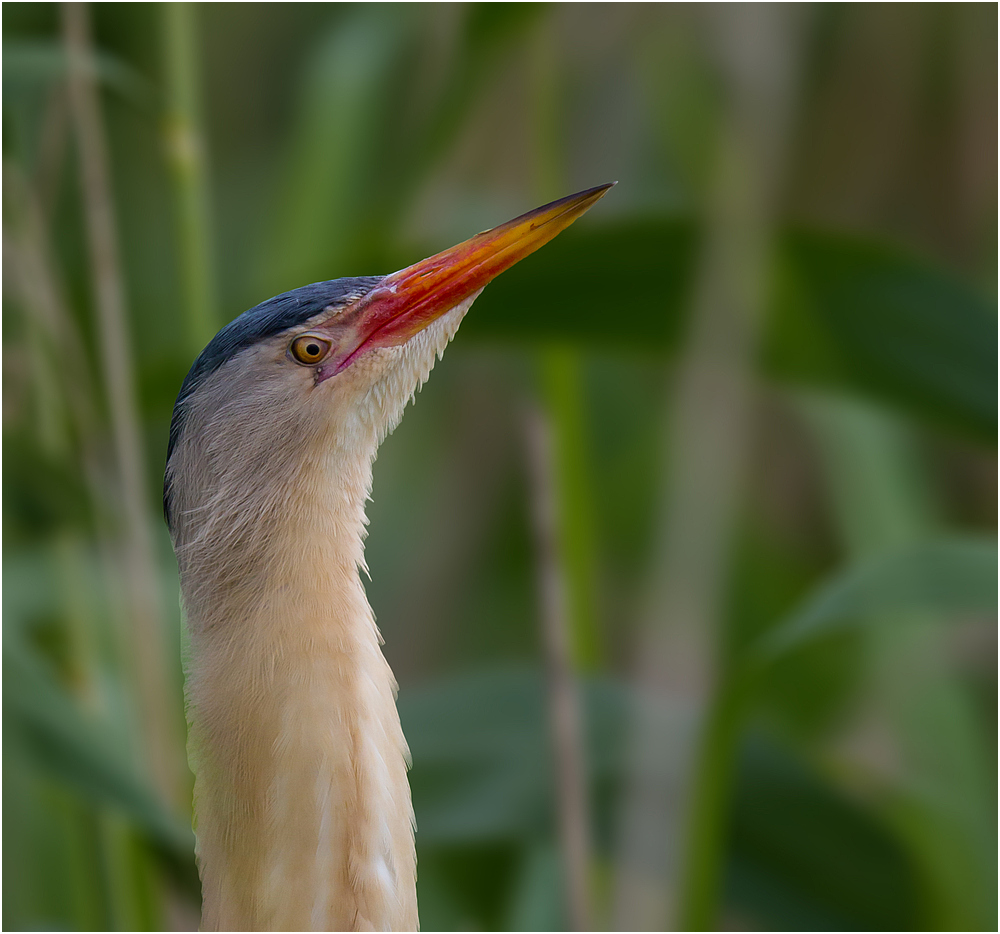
[328, 183, 614, 375]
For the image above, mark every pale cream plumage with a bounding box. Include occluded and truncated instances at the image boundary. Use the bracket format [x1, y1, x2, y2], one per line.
[165, 185, 611, 932]
[171, 303, 472, 931]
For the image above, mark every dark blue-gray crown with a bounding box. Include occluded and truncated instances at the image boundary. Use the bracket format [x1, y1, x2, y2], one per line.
[163, 276, 382, 527]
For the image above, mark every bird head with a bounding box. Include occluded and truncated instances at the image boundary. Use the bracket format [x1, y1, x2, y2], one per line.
[164, 184, 612, 560]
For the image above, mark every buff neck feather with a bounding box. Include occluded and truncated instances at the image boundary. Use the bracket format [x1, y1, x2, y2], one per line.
[184, 442, 417, 932]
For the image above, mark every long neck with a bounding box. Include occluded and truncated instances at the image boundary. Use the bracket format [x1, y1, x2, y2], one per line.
[182, 448, 417, 932]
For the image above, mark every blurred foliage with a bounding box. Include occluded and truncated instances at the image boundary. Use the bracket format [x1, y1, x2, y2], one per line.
[3, 3, 996, 932]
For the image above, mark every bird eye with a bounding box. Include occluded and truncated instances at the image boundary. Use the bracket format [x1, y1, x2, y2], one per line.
[290, 335, 332, 365]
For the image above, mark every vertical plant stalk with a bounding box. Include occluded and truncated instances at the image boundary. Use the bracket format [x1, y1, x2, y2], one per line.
[529, 18, 602, 672]
[539, 350, 603, 671]
[527, 16, 598, 929]
[613, 7, 801, 930]
[63, 2, 184, 808]
[162, 1, 218, 356]
[525, 405, 593, 933]
[529, 15, 601, 672]
[4, 164, 101, 485]
[5, 160, 172, 934]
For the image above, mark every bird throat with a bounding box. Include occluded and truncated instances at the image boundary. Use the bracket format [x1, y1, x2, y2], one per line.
[184, 444, 417, 932]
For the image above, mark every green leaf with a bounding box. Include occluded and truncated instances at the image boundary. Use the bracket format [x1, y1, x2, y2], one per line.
[754, 536, 997, 662]
[455, 219, 995, 441]
[506, 842, 565, 932]
[2, 40, 153, 103]
[2, 638, 193, 859]
[402, 669, 551, 843]
[370, 3, 548, 232]
[264, 8, 411, 291]
[400, 667, 625, 844]
[402, 669, 928, 929]
[768, 230, 997, 441]
[726, 735, 922, 931]
[460, 218, 698, 348]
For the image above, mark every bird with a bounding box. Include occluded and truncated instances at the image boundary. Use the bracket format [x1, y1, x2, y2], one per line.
[164, 183, 612, 931]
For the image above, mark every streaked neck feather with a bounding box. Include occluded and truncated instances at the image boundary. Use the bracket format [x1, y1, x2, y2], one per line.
[186, 447, 417, 932]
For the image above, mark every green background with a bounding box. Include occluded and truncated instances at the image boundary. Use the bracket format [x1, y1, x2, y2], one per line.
[3, 3, 996, 931]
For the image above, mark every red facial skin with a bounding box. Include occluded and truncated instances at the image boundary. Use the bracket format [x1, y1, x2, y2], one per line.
[312, 183, 614, 383]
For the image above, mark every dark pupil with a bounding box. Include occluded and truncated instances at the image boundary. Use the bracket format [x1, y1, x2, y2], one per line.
[306, 343, 320, 356]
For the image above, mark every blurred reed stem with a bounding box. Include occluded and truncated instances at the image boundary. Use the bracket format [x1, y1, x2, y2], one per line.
[528, 16, 597, 931]
[538, 351, 603, 670]
[5, 160, 168, 934]
[530, 13, 602, 672]
[3, 163, 102, 484]
[63, 1, 185, 810]
[162, 1, 218, 355]
[671, 676, 748, 930]
[59, 795, 106, 929]
[6, 160, 119, 721]
[613, 7, 801, 930]
[524, 406, 593, 933]
[101, 815, 160, 931]
[266, 11, 400, 293]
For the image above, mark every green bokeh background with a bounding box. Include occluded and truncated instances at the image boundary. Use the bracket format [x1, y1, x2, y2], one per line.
[3, 4, 996, 931]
